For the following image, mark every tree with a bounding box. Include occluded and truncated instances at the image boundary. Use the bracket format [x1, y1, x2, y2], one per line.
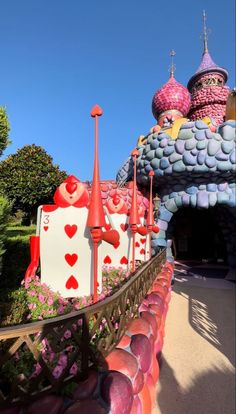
[0, 144, 67, 221]
[0, 107, 10, 157]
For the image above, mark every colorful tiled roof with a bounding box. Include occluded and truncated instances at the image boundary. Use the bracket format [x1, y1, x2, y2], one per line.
[152, 75, 191, 121]
[187, 51, 228, 90]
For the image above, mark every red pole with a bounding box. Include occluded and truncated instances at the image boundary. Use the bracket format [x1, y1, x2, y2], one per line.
[129, 149, 140, 272]
[147, 171, 154, 259]
[87, 105, 105, 302]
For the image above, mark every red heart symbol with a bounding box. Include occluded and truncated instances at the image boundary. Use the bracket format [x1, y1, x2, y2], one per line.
[113, 195, 120, 206]
[135, 242, 140, 247]
[44, 226, 48, 231]
[66, 275, 78, 289]
[66, 182, 77, 194]
[140, 238, 146, 244]
[64, 224, 77, 238]
[113, 242, 120, 249]
[105, 223, 111, 231]
[120, 256, 128, 265]
[91, 104, 103, 117]
[140, 248, 145, 255]
[65, 253, 78, 267]
[120, 223, 129, 232]
[152, 225, 159, 233]
[104, 255, 112, 264]
[42, 205, 58, 212]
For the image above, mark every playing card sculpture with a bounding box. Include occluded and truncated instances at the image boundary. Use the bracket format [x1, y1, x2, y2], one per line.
[25, 105, 120, 300]
[101, 182, 149, 271]
[100, 149, 155, 272]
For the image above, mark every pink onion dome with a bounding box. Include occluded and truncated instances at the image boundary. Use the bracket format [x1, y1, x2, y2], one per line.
[152, 75, 191, 122]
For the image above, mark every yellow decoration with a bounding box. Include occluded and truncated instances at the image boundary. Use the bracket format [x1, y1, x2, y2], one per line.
[137, 135, 147, 146]
[164, 118, 188, 139]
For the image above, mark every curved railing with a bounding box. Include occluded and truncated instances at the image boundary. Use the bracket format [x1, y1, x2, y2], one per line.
[0, 249, 166, 406]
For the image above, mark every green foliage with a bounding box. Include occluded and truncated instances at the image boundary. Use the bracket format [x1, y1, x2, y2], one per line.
[0, 107, 10, 157]
[0, 287, 29, 327]
[0, 144, 67, 217]
[0, 196, 11, 273]
[0, 225, 36, 289]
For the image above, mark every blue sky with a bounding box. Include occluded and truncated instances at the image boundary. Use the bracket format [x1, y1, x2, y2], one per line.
[1, 0, 235, 181]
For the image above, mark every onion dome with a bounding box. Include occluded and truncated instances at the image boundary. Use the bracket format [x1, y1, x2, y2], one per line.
[152, 75, 191, 122]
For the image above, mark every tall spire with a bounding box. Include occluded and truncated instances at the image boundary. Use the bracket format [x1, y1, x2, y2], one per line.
[202, 10, 209, 53]
[169, 49, 176, 78]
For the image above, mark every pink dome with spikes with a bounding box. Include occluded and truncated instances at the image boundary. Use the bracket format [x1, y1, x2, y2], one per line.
[152, 76, 191, 121]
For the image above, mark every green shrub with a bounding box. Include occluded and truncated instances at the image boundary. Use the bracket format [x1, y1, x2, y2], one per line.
[1, 225, 35, 289]
[0, 287, 29, 327]
[0, 196, 11, 275]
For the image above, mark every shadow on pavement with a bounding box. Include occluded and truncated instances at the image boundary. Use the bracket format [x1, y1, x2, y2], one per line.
[157, 356, 235, 414]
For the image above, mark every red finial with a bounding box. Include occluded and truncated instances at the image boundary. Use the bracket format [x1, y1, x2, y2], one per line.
[131, 149, 139, 157]
[91, 104, 103, 117]
[87, 105, 106, 228]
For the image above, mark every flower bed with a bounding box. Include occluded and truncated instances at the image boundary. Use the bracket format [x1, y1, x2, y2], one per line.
[0, 266, 131, 327]
[0, 266, 136, 390]
[0, 259, 174, 414]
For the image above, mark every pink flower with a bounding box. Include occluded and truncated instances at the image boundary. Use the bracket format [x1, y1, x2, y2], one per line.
[28, 303, 36, 310]
[57, 306, 65, 315]
[52, 365, 64, 379]
[38, 293, 45, 304]
[28, 290, 37, 296]
[47, 297, 53, 306]
[64, 330, 71, 339]
[30, 362, 42, 378]
[58, 353, 67, 368]
[69, 363, 78, 375]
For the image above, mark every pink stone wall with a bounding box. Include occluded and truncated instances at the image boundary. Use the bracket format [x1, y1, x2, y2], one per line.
[189, 84, 230, 125]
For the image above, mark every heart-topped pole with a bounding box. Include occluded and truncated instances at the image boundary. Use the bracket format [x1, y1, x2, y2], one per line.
[146, 171, 159, 259]
[147, 171, 154, 259]
[129, 149, 140, 272]
[86, 105, 106, 303]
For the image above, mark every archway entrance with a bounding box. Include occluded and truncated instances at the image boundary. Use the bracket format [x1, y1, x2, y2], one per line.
[167, 207, 227, 263]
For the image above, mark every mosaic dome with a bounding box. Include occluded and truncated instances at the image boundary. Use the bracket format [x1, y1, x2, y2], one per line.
[152, 75, 191, 122]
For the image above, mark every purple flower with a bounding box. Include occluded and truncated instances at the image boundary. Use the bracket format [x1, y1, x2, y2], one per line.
[64, 329, 71, 339]
[58, 353, 67, 368]
[57, 306, 65, 315]
[69, 363, 78, 375]
[52, 365, 64, 379]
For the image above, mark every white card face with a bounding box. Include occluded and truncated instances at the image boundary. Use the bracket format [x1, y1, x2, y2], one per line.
[101, 215, 148, 270]
[40, 206, 102, 298]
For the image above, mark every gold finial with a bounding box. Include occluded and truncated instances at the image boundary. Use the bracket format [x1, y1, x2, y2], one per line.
[169, 49, 176, 77]
[202, 10, 209, 53]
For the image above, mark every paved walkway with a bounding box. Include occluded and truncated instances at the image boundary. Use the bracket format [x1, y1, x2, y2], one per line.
[154, 262, 236, 414]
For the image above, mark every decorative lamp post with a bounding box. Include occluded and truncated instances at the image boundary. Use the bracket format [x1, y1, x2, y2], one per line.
[129, 149, 140, 272]
[86, 104, 106, 302]
[146, 171, 154, 259]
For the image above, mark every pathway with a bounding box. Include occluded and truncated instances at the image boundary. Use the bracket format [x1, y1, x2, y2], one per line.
[154, 261, 236, 414]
